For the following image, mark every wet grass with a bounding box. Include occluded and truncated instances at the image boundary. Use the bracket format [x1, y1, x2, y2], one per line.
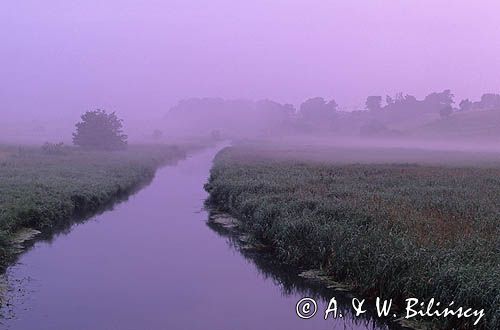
[204, 145, 500, 329]
[0, 144, 190, 270]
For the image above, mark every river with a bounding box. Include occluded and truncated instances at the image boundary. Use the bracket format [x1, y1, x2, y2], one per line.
[0, 146, 391, 330]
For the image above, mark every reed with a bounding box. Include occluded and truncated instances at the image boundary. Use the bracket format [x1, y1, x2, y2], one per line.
[205, 145, 500, 329]
[0, 144, 187, 270]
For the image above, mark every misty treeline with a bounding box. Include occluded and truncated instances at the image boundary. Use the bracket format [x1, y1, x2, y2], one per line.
[163, 91, 500, 139]
[368, 90, 500, 115]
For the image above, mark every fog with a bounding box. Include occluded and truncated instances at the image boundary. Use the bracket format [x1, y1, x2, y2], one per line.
[1, 0, 500, 149]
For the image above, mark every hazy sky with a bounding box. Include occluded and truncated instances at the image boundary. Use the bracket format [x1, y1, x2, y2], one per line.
[2, 0, 500, 122]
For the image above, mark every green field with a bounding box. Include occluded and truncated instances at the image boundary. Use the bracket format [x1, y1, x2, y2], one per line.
[205, 145, 500, 329]
[0, 144, 194, 270]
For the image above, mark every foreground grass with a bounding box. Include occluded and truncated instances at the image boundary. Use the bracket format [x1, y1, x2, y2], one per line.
[0, 144, 194, 270]
[205, 145, 500, 329]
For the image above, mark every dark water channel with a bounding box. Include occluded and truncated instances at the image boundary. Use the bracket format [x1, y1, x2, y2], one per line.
[0, 146, 394, 330]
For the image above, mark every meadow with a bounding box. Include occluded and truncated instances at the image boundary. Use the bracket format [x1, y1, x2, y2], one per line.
[204, 144, 500, 329]
[0, 144, 192, 270]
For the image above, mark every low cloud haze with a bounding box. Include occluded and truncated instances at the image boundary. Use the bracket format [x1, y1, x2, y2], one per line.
[1, 0, 500, 143]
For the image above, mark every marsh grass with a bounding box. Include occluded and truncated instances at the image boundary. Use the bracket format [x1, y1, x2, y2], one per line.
[205, 146, 500, 329]
[0, 144, 187, 270]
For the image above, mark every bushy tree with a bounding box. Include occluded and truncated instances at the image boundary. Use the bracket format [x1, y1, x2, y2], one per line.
[459, 99, 473, 112]
[439, 105, 453, 118]
[479, 93, 500, 109]
[384, 93, 419, 112]
[72, 110, 127, 150]
[298, 97, 338, 132]
[385, 95, 394, 106]
[424, 89, 454, 109]
[300, 97, 337, 121]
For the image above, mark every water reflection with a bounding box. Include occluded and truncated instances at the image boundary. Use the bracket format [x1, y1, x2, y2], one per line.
[206, 220, 404, 330]
[0, 146, 401, 330]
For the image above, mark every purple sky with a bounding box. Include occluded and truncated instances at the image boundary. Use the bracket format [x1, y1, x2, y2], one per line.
[2, 0, 500, 122]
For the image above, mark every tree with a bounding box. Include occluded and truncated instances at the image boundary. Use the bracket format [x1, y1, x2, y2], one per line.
[459, 99, 473, 112]
[439, 105, 453, 118]
[72, 110, 127, 150]
[479, 93, 500, 110]
[300, 97, 337, 121]
[384, 93, 420, 112]
[385, 95, 394, 106]
[298, 97, 338, 132]
[424, 89, 454, 107]
[365, 96, 382, 111]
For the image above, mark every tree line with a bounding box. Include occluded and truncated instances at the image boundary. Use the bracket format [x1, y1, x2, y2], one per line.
[68, 90, 500, 150]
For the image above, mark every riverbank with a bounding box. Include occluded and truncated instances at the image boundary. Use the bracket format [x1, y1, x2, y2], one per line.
[204, 144, 500, 329]
[0, 143, 204, 271]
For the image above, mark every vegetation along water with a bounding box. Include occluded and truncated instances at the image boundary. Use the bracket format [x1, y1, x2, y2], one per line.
[0, 143, 197, 271]
[204, 144, 500, 329]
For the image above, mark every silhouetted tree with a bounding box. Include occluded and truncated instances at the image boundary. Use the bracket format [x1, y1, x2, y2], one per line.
[72, 110, 127, 150]
[424, 89, 454, 110]
[298, 97, 337, 131]
[439, 105, 453, 118]
[459, 99, 473, 112]
[403, 94, 418, 103]
[365, 96, 382, 111]
[395, 92, 405, 103]
[384, 93, 419, 112]
[479, 93, 500, 110]
[300, 97, 337, 120]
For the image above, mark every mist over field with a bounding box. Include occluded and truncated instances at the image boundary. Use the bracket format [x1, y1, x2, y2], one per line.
[1, 2, 500, 329]
[1, 0, 500, 150]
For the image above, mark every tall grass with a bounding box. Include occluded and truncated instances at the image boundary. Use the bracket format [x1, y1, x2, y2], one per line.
[205, 146, 500, 329]
[0, 144, 187, 270]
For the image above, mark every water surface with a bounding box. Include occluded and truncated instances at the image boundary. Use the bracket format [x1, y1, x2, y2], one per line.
[1, 146, 389, 330]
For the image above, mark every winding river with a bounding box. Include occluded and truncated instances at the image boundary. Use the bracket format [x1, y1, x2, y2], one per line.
[0, 146, 391, 330]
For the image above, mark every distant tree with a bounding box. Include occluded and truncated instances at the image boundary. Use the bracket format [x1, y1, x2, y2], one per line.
[254, 99, 296, 134]
[72, 110, 127, 150]
[439, 105, 453, 118]
[385, 95, 394, 106]
[326, 99, 338, 111]
[424, 90, 454, 107]
[459, 99, 473, 112]
[365, 96, 382, 111]
[479, 93, 500, 110]
[256, 99, 292, 120]
[300, 97, 337, 120]
[298, 97, 337, 131]
[404, 94, 418, 103]
[384, 93, 420, 112]
[394, 92, 405, 103]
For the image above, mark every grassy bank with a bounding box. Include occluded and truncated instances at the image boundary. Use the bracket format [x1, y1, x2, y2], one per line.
[204, 145, 500, 329]
[0, 144, 196, 270]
